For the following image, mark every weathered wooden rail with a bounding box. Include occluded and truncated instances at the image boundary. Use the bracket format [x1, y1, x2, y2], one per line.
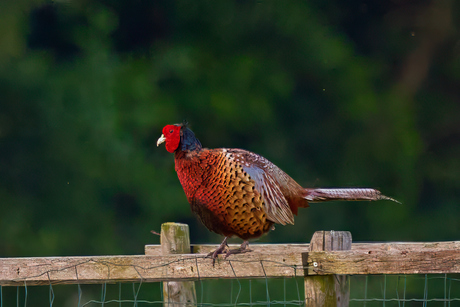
[2, 241, 458, 286]
[1, 223, 459, 306]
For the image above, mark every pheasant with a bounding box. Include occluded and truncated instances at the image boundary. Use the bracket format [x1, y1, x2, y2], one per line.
[157, 123, 398, 259]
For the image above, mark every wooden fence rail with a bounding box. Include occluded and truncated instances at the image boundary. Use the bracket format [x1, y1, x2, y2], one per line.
[1, 223, 459, 306]
[2, 241, 459, 286]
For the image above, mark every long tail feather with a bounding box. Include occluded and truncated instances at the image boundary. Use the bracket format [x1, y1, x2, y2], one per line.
[304, 188, 400, 203]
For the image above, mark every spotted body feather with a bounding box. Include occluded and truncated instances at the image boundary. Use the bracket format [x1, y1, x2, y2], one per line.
[175, 149, 274, 240]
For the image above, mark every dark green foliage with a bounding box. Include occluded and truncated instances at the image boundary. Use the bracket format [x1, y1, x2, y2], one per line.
[0, 0, 458, 261]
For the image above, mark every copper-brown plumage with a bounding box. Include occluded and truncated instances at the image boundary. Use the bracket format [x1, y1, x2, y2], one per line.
[157, 123, 398, 259]
[175, 149, 274, 240]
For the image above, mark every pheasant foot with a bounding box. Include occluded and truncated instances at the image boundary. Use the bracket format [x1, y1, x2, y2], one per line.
[207, 237, 229, 264]
[225, 241, 251, 258]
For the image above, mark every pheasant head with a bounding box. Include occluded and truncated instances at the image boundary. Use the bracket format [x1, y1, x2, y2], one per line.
[157, 123, 202, 153]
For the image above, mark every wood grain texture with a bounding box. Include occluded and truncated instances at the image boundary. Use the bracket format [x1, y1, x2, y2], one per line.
[306, 249, 460, 275]
[0, 252, 302, 286]
[2, 241, 460, 286]
[145, 241, 460, 255]
[305, 231, 352, 307]
[146, 243, 311, 256]
[161, 223, 196, 306]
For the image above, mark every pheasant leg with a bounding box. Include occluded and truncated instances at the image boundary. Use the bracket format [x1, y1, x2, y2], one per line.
[207, 237, 229, 261]
[225, 241, 251, 258]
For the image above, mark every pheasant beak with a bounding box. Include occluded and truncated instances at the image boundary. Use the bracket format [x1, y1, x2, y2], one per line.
[157, 134, 166, 147]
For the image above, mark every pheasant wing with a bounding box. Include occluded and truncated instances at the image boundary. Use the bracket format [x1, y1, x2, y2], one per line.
[227, 149, 295, 225]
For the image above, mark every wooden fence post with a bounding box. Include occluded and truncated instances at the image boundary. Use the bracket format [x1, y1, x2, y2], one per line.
[161, 222, 196, 306]
[304, 231, 352, 307]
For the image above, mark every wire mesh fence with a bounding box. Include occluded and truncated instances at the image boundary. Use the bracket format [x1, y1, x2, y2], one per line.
[350, 274, 460, 306]
[2, 273, 460, 306]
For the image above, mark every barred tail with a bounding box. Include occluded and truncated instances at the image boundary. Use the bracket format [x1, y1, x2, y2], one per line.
[304, 188, 400, 203]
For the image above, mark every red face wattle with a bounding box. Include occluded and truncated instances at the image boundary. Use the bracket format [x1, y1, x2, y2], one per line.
[158, 124, 181, 153]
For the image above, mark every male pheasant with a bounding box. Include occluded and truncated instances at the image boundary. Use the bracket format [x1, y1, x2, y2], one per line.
[157, 123, 398, 259]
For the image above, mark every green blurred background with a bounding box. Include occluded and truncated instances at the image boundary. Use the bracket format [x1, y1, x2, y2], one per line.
[1, 0, 459, 258]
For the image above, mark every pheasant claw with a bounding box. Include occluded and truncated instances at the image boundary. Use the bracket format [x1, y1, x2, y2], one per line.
[224, 241, 251, 258]
[206, 237, 229, 265]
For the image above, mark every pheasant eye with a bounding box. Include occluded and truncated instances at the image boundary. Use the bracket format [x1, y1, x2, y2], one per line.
[169, 129, 174, 133]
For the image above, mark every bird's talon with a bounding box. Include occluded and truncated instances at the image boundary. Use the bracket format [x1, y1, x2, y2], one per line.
[223, 241, 251, 258]
[206, 237, 230, 264]
[224, 248, 250, 258]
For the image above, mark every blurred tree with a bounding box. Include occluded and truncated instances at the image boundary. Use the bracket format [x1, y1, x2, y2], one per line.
[0, 0, 458, 262]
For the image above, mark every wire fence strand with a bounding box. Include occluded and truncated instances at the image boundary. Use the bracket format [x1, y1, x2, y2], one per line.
[2, 274, 460, 306]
